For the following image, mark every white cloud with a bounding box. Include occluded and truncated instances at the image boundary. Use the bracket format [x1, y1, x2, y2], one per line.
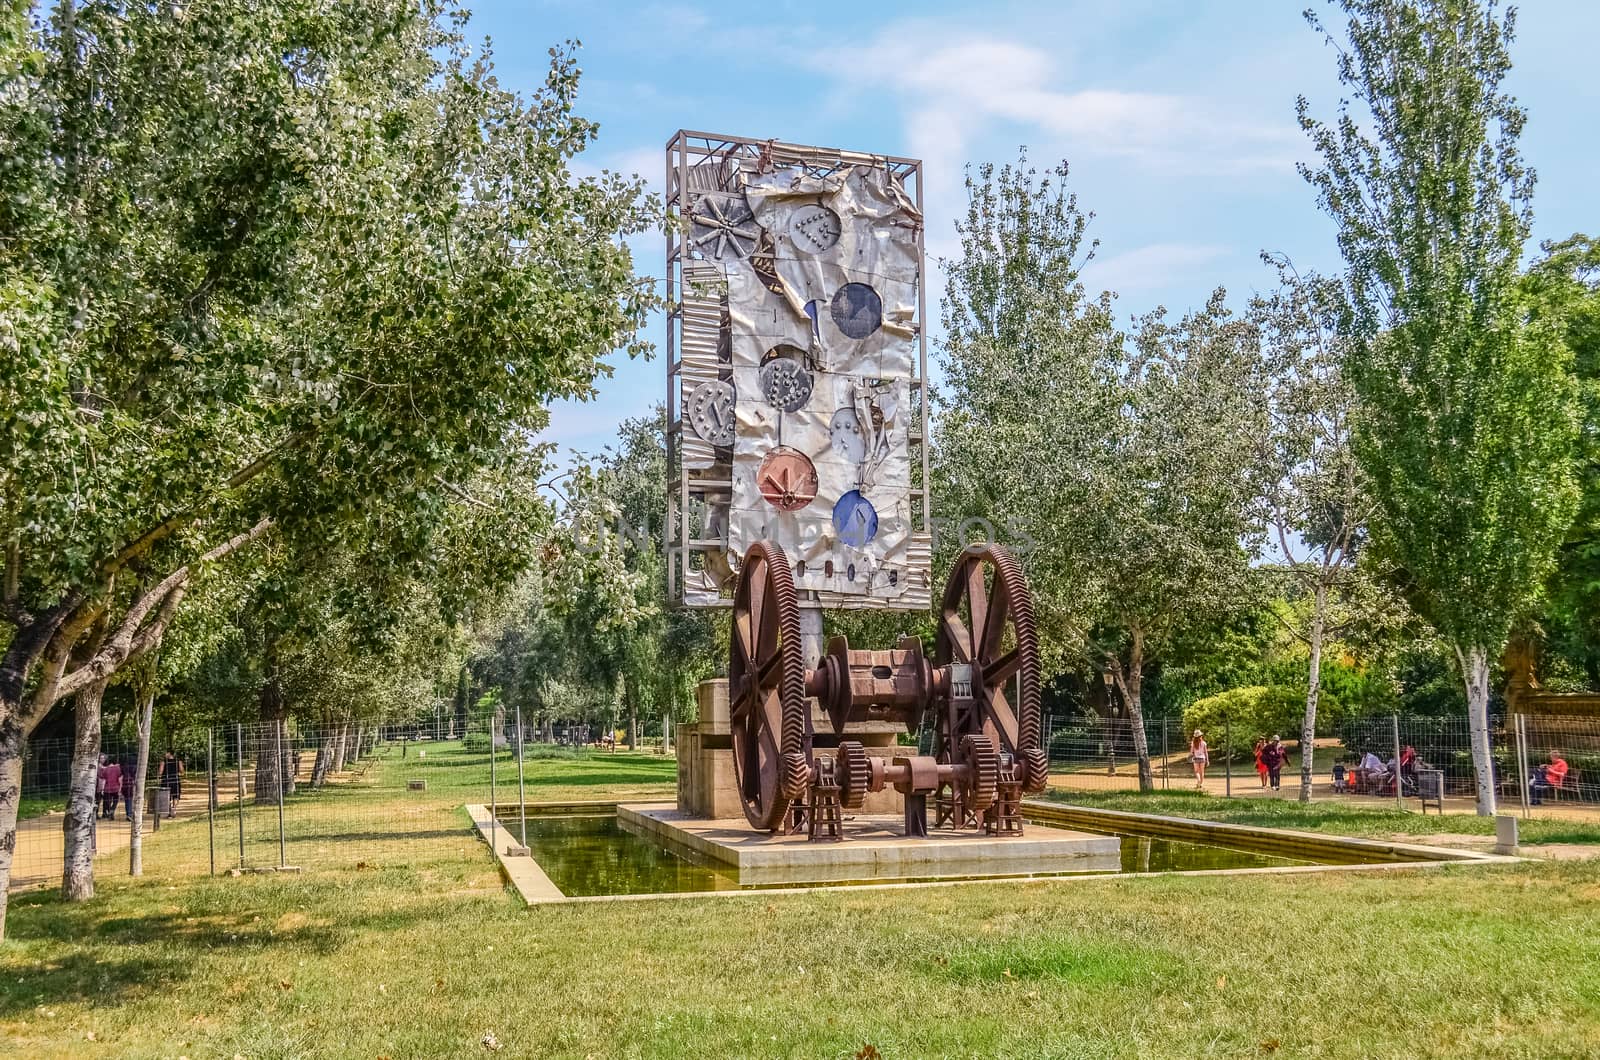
[1081, 242, 1231, 298]
[813, 25, 1300, 180]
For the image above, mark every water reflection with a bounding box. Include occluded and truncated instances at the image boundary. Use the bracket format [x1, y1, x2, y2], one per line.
[502, 814, 1310, 898]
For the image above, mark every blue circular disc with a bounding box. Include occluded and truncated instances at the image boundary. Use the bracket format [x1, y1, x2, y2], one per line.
[832, 491, 879, 548]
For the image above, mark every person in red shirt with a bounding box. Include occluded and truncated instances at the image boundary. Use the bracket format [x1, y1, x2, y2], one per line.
[99, 758, 123, 820]
[1530, 751, 1569, 805]
[1260, 735, 1289, 792]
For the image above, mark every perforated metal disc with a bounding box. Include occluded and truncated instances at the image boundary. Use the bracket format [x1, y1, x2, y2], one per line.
[790, 204, 842, 253]
[687, 380, 735, 447]
[760, 358, 814, 413]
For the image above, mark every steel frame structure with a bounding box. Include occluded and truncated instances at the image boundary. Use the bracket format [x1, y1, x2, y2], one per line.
[663, 129, 929, 610]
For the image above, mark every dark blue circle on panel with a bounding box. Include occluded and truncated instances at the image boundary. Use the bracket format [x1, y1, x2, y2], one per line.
[833, 490, 879, 548]
[830, 283, 882, 339]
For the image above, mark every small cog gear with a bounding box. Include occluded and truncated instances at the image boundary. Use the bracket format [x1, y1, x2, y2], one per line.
[960, 733, 999, 813]
[836, 740, 871, 811]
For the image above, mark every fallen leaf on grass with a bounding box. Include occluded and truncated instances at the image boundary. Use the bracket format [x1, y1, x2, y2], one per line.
[1216, 975, 1227, 990]
[481, 1032, 502, 1052]
[1261, 1040, 1281, 1053]
[855, 1046, 882, 1060]
[278, 979, 293, 990]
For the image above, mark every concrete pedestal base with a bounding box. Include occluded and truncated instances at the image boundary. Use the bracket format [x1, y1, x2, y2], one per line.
[620, 804, 1122, 886]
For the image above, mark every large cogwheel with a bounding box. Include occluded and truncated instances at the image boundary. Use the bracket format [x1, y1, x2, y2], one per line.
[781, 751, 812, 800]
[1019, 746, 1050, 795]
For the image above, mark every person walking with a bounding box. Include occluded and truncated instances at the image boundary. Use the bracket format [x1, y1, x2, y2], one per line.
[95, 754, 109, 818]
[1189, 729, 1209, 790]
[158, 750, 183, 818]
[1261, 735, 1289, 792]
[100, 757, 123, 820]
[1253, 737, 1269, 789]
[120, 757, 137, 821]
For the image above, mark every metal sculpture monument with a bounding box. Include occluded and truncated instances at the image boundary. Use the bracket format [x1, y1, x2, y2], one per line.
[665, 131, 1047, 839]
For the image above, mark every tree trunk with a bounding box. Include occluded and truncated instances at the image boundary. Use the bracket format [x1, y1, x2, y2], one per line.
[1113, 626, 1153, 792]
[332, 721, 349, 772]
[310, 733, 334, 788]
[0, 725, 25, 940]
[1462, 644, 1497, 816]
[627, 684, 638, 751]
[63, 677, 109, 901]
[128, 688, 155, 876]
[253, 643, 285, 805]
[1299, 585, 1326, 803]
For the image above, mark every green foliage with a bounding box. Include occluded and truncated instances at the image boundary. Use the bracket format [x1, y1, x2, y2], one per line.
[1182, 686, 1338, 758]
[936, 154, 1266, 787]
[1299, 1, 1579, 657]
[0, 0, 655, 720]
[1524, 235, 1600, 687]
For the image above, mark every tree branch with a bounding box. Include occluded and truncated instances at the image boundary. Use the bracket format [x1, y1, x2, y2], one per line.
[54, 518, 275, 703]
[101, 434, 303, 577]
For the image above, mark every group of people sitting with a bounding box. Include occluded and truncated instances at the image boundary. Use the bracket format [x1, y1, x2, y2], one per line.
[1332, 745, 1421, 796]
[1330, 747, 1573, 804]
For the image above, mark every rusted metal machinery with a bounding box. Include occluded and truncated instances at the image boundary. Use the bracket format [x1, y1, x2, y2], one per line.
[727, 540, 1048, 840]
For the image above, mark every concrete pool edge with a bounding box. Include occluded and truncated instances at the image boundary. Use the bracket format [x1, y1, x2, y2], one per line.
[1021, 800, 1507, 865]
[467, 802, 1520, 906]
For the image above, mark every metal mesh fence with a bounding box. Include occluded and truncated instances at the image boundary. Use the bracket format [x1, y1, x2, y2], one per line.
[9, 708, 1597, 894]
[8, 713, 676, 894]
[1043, 709, 1600, 810]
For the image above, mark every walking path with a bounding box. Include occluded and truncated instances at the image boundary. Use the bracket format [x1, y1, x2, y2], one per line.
[9, 787, 213, 892]
[9, 757, 358, 893]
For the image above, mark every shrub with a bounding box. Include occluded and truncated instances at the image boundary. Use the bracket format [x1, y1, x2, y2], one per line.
[1182, 686, 1332, 758]
[461, 733, 492, 753]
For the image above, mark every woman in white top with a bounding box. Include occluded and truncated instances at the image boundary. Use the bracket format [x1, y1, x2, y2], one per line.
[1190, 730, 1209, 789]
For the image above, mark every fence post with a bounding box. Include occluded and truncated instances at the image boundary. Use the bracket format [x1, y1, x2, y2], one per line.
[1160, 719, 1170, 791]
[515, 703, 528, 851]
[489, 721, 498, 855]
[207, 727, 216, 876]
[1223, 712, 1231, 797]
[1515, 713, 1531, 819]
[236, 723, 246, 869]
[275, 717, 287, 868]
[1391, 712, 1404, 811]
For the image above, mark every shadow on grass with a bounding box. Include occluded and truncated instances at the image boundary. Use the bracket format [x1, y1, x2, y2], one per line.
[0, 875, 495, 1017]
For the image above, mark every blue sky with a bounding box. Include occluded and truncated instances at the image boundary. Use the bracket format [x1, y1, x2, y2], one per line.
[463, 0, 1600, 460]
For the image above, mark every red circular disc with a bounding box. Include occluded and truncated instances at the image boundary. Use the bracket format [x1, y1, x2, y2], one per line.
[756, 447, 819, 512]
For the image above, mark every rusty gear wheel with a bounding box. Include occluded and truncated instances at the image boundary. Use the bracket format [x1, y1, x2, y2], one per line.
[936, 543, 1043, 773]
[729, 541, 809, 830]
[960, 733, 1000, 813]
[1019, 746, 1050, 795]
[835, 740, 871, 810]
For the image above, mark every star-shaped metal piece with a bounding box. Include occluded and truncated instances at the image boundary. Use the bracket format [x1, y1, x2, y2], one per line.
[690, 194, 761, 261]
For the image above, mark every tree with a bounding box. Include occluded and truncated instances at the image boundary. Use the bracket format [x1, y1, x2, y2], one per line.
[0, 2, 653, 932]
[1299, 0, 1580, 814]
[1254, 255, 1383, 800]
[937, 157, 1266, 791]
[1523, 236, 1600, 687]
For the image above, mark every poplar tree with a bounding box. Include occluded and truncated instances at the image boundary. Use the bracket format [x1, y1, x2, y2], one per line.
[1299, 0, 1579, 814]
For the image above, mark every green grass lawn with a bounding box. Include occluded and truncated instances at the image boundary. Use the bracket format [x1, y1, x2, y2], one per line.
[3, 745, 1598, 1058]
[1043, 788, 1600, 846]
[17, 795, 65, 822]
